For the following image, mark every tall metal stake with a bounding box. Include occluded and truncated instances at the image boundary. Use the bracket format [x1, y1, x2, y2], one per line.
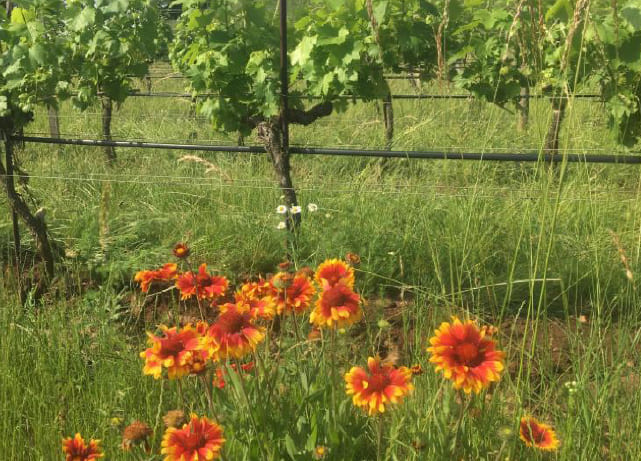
[279, 0, 289, 153]
[4, 1, 20, 264]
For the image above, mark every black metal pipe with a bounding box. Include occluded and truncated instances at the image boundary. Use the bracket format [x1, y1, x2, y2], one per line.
[279, 0, 289, 150]
[13, 135, 641, 164]
[14, 136, 265, 153]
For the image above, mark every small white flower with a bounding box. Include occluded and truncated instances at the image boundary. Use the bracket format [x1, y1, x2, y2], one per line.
[276, 221, 287, 230]
[290, 205, 302, 214]
[307, 203, 318, 212]
[276, 205, 287, 214]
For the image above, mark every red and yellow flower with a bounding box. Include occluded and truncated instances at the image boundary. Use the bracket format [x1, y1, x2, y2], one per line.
[235, 283, 276, 321]
[161, 414, 225, 461]
[202, 304, 265, 360]
[134, 263, 178, 293]
[62, 433, 103, 461]
[519, 417, 560, 451]
[173, 242, 190, 259]
[175, 264, 228, 301]
[427, 317, 504, 394]
[315, 258, 355, 289]
[310, 282, 362, 329]
[345, 356, 414, 415]
[271, 272, 316, 315]
[140, 324, 202, 379]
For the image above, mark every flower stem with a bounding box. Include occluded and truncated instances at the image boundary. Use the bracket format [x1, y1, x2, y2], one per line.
[227, 362, 269, 460]
[376, 415, 385, 461]
[176, 379, 184, 409]
[200, 373, 218, 421]
[329, 329, 337, 431]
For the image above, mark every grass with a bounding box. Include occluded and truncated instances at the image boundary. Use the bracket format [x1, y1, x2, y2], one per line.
[1, 70, 641, 459]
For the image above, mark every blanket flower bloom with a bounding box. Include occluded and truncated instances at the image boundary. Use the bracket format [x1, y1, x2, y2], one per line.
[176, 264, 228, 301]
[62, 433, 103, 461]
[315, 259, 355, 289]
[134, 263, 178, 292]
[519, 417, 560, 451]
[310, 283, 361, 329]
[161, 414, 225, 461]
[202, 304, 265, 360]
[345, 356, 414, 415]
[427, 317, 504, 394]
[235, 284, 276, 321]
[271, 272, 316, 315]
[140, 324, 201, 379]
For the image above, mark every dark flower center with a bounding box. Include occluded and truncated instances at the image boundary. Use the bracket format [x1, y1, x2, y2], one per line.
[182, 431, 207, 450]
[526, 424, 547, 444]
[367, 372, 391, 392]
[454, 342, 484, 367]
[160, 336, 186, 357]
[218, 312, 246, 334]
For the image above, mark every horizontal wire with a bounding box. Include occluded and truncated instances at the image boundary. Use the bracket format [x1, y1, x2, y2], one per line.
[3, 173, 639, 202]
[13, 136, 641, 164]
[13, 169, 640, 195]
[19, 132, 626, 154]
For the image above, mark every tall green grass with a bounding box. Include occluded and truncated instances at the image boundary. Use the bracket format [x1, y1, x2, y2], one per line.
[1, 73, 641, 459]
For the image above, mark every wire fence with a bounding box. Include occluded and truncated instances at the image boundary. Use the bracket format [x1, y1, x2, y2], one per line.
[13, 135, 641, 164]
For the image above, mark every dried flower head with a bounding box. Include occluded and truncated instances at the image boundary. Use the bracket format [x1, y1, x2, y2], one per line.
[163, 410, 187, 429]
[345, 252, 361, 266]
[121, 420, 152, 452]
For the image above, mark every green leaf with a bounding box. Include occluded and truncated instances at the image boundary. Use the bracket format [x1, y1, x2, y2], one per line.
[317, 27, 349, 46]
[284, 434, 297, 460]
[545, 0, 572, 23]
[290, 35, 317, 66]
[0, 96, 8, 116]
[71, 7, 96, 31]
[622, 1, 641, 31]
[10, 8, 35, 24]
[28, 44, 47, 66]
[373, 1, 388, 24]
[103, 0, 129, 14]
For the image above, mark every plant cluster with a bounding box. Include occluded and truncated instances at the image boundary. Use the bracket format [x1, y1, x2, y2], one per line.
[58, 244, 565, 460]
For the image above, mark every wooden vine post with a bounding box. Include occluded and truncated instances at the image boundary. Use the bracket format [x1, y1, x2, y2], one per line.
[273, 0, 299, 230]
[101, 96, 116, 163]
[517, 84, 529, 132]
[1, 128, 21, 263]
[0, 126, 55, 279]
[3, 0, 20, 263]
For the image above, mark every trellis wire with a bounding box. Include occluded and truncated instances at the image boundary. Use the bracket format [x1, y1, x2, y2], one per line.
[0, 172, 638, 203]
[12, 135, 641, 164]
